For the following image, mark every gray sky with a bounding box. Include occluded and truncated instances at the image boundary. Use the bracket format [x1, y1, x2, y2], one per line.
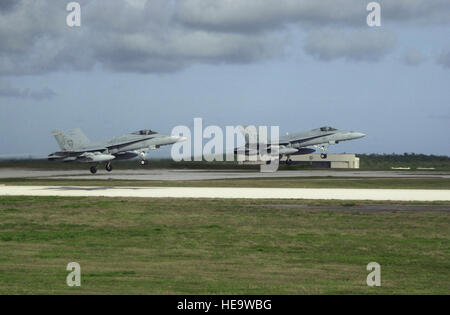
[0, 0, 449, 157]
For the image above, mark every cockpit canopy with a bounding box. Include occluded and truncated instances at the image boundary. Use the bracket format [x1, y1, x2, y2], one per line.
[132, 129, 157, 135]
[319, 126, 337, 132]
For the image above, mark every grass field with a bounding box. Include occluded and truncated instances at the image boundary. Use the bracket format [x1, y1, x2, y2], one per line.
[1, 177, 450, 189]
[0, 196, 448, 294]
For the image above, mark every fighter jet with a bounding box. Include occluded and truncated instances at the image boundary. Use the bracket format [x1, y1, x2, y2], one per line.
[48, 128, 186, 173]
[235, 126, 366, 164]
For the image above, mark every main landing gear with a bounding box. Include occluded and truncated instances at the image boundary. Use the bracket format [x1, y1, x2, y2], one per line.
[89, 158, 146, 174]
[89, 162, 112, 174]
[320, 153, 328, 159]
[286, 156, 293, 165]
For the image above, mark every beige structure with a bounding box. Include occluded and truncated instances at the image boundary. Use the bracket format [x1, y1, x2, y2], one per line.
[239, 153, 360, 168]
[289, 153, 360, 168]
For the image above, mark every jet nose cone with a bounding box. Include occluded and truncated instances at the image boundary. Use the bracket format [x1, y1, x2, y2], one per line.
[172, 136, 188, 143]
[353, 132, 366, 139]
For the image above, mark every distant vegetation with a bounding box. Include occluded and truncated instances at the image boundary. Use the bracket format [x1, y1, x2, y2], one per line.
[358, 153, 450, 170]
[0, 153, 449, 170]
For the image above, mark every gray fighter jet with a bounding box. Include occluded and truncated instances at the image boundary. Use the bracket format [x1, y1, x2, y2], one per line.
[49, 128, 186, 173]
[235, 126, 366, 164]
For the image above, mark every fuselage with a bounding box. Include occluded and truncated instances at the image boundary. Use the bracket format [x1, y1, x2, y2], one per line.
[48, 128, 186, 173]
[234, 126, 366, 160]
[87, 133, 184, 154]
[281, 127, 366, 148]
[49, 129, 186, 162]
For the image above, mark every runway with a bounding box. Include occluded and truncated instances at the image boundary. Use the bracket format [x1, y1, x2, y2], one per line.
[1, 185, 449, 201]
[1, 168, 449, 180]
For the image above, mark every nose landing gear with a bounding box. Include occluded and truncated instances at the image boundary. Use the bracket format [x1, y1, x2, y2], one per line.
[313, 145, 329, 159]
[90, 166, 97, 174]
[139, 151, 147, 166]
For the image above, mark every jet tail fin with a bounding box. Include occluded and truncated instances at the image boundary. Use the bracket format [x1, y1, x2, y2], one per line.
[69, 128, 90, 149]
[237, 125, 250, 144]
[238, 125, 263, 145]
[51, 128, 90, 151]
[52, 130, 72, 151]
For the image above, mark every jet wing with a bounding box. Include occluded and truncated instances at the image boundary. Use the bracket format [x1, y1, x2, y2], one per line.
[104, 136, 156, 150]
[71, 146, 109, 154]
[314, 140, 337, 147]
[51, 146, 108, 155]
[266, 140, 290, 146]
[48, 147, 108, 161]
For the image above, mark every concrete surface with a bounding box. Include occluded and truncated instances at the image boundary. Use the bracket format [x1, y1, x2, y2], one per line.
[1, 185, 449, 201]
[0, 168, 449, 180]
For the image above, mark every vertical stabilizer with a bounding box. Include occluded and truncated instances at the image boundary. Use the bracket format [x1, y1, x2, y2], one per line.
[69, 128, 90, 149]
[238, 125, 261, 145]
[51, 129, 90, 151]
[52, 130, 72, 151]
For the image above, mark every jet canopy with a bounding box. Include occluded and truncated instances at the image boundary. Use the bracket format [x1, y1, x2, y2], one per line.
[319, 126, 337, 132]
[132, 129, 157, 135]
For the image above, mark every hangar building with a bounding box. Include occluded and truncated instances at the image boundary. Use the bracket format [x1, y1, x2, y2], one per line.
[239, 154, 360, 169]
[285, 153, 360, 168]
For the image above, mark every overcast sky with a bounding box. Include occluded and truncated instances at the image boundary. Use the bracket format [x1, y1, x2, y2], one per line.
[0, 0, 449, 157]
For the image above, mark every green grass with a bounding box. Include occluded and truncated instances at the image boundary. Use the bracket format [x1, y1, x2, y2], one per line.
[1, 177, 450, 189]
[0, 196, 448, 294]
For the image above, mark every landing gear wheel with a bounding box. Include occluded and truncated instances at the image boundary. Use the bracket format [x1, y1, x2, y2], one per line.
[286, 158, 293, 165]
[105, 163, 112, 172]
[140, 160, 146, 165]
[320, 153, 327, 159]
[90, 166, 97, 174]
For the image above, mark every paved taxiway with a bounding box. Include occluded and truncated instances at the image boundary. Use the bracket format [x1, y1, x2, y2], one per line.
[1, 168, 449, 180]
[1, 185, 449, 201]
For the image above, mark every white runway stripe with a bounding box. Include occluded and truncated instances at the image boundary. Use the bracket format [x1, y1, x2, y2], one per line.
[1, 186, 450, 201]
